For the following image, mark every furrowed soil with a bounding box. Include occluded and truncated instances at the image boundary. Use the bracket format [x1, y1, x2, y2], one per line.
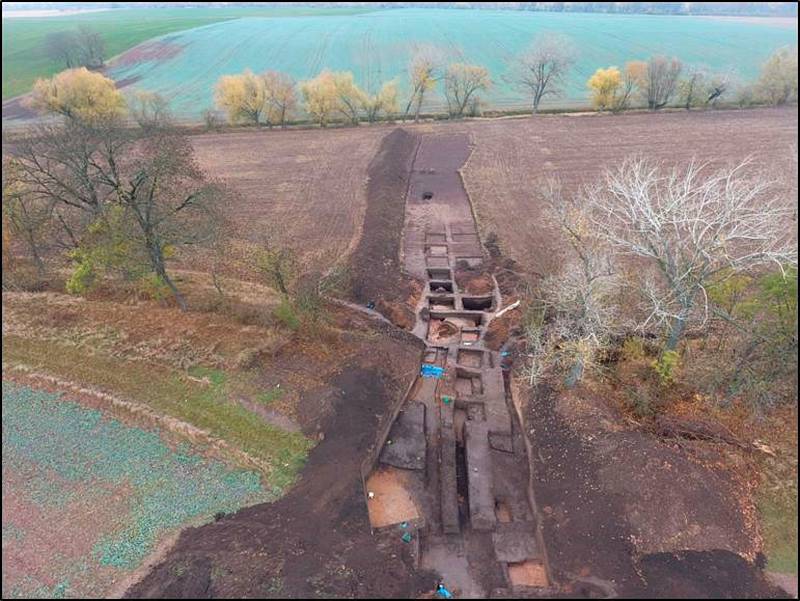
[461, 106, 799, 279]
[191, 126, 390, 278]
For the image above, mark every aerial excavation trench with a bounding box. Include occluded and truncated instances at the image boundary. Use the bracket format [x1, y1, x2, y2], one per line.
[363, 133, 550, 598]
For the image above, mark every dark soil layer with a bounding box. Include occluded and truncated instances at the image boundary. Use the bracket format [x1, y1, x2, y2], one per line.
[349, 127, 419, 307]
[638, 550, 790, 599]
[127, 340, 434, 598]
[524, 384, 787, 598]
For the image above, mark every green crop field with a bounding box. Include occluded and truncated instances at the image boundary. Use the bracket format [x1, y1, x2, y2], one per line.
[98, 8, 796, 118]
[1, 7, 374, 99]
[1, 382, 276, 598]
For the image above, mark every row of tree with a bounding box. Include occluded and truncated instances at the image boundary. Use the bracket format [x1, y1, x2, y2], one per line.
[212, 56, 492, 127]
[211, 40, 796, 127]
[22, 41, 798, 130]
[587, 47, 798, 113]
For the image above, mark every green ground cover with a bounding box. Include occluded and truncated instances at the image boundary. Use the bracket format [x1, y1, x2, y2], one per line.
[98, 8, 797, 118]
[3, 335, 312, 490]
[2, 382, 278, 598]
[2, 7, 374, 99]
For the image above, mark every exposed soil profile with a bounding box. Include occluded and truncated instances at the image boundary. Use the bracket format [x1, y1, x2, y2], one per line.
[126, 335, 435, 598]
[523, 384, 789, 598]
[349, 127, 420, 308]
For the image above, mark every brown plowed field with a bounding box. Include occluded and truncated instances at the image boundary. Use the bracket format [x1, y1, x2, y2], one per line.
[461, 107, 798, 278]
[192, 126, 389, 275]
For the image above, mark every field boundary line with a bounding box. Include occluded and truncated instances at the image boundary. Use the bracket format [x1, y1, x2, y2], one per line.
[2, 362, 278, 480]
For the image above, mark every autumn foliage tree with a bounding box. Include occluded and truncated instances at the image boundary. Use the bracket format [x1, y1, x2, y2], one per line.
[214, 69, 269, 125]
[262, 70, 297, 127]
[756, 46, 798, 105]
[403, 44, 445, 121]
[27, 67, 126, 125]
[586, 64, 637, 112]
[443, 63, 491, 118]
[361, 80, 399, 122]
[300, 70, 339, 127]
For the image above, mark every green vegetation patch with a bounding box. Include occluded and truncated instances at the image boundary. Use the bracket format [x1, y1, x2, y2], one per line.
[1, 382, 277, 597]
[2, 6, 375, 99]
[759, 491, 798, 574]
[3, 335, 313, 490]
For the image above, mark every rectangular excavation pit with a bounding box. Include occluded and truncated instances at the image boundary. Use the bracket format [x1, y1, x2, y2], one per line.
[426, 233, 447, 245]
[366, 467, 421, 529]
[462, 296, 494, 311]
[428, 296, 455, 311]
[457, 349, 484, 368]
[423, 348, 441, 364]
[452, 232, 480, 244]
[461, 329, 481, 344]
[507, 561, 549, 588]
[455, 368, 483, 397]
[455, 256, 484, 269]
[429, 280, 453, 293]
[379, 402, 426, 471]
[429, 312, 483, 327]
[427, 245, 448, 257]
[427, 268, 452, 280]
[426, 256, 450, 269]
[427, 313, 483, 345]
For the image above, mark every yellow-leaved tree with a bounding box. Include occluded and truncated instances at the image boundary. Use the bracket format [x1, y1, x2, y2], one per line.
[362, 80, 399, 123]
[757, 46, 798, 106]
[330, 71, 367, 124]
[587, 64, 639, 112]
[27, 67, 126, 124]
[262, 70, 297, 127]
[214, 69, 268, 125]
[300, 70, 340, 127]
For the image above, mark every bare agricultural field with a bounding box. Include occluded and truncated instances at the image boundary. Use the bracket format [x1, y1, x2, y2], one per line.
[461, 107, 799, 278]
[192, 126, 389, 276]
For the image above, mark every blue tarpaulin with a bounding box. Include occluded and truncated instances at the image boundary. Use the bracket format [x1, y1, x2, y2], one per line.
[420, 365, 445, 379]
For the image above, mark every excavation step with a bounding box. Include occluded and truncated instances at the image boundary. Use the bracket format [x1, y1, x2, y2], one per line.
[464, 421, 496, 532]
[492, 522, 541, 563]
[379, 402, 427, 471]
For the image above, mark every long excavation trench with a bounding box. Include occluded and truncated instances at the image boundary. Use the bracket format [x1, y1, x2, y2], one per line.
[363, 133, 550, 598]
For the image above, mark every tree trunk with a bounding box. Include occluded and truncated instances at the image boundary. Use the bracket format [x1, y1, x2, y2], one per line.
[664, 314, 687, 352]
[565, 356, 584, 388]
[147, 240, 187, 311]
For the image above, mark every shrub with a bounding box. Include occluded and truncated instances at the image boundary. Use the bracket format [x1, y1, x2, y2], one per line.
[622, 336, 649, 361]
[136, 273, 172, 303]
[273, 298, 300, 331]
[652, 350, 680, 385]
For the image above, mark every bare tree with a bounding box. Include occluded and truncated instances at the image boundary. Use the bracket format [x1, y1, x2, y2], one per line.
[705, 70, 734, 106]
[44, 30, 80, 69]
[507, 33, 576, 114]
[586, 157, 797, 352]
[129, 91, 172, 130]
[2, 159, 55, 277]
[531, 177, 620, 385]
[678, 65, 708, 110]
[634, 55, 683, 109]
[443, 63, 491, 118]
[75, 25, 105, 69]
